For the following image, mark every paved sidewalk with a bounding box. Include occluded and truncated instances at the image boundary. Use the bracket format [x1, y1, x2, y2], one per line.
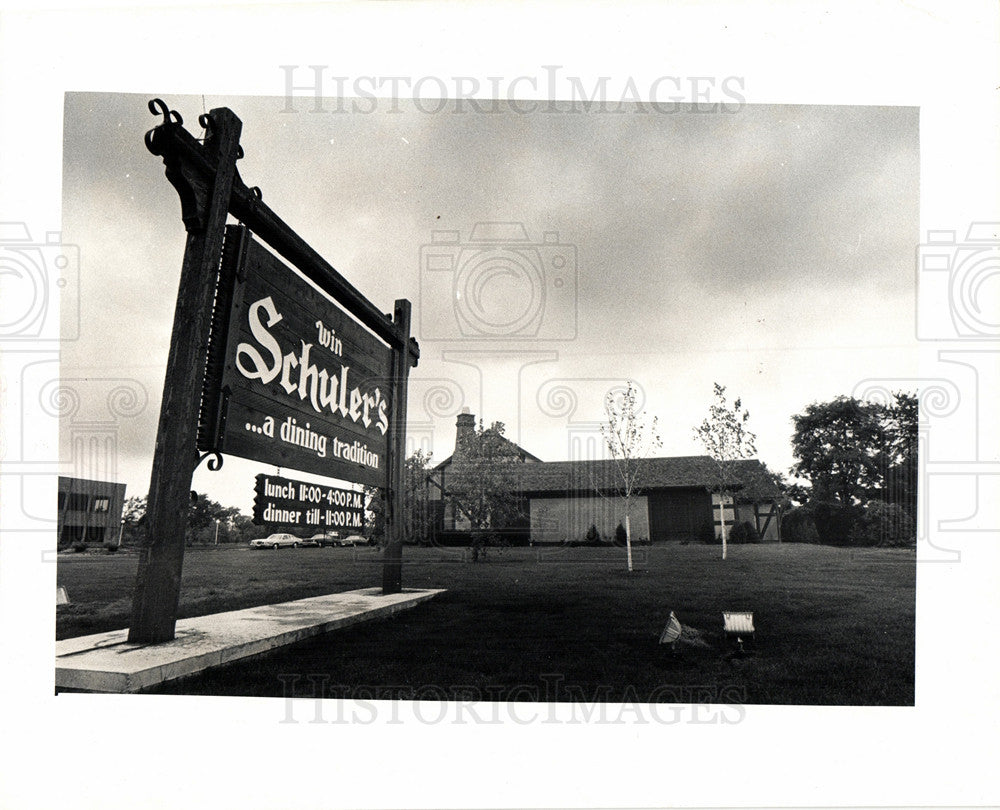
[55, 587, 445, 693]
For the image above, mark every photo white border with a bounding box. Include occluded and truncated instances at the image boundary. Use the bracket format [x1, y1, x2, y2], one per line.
[2, 2, 998, 808]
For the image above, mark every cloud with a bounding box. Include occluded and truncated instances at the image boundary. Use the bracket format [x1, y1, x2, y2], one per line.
[60, 93, 919, 508]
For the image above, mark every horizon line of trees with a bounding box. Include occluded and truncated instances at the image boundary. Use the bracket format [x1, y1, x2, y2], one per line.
[120, 387, 919, 553]
[784, 391, 917, 547]
[121, 492, 273, 547]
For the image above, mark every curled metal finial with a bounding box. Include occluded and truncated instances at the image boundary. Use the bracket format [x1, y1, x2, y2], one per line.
[195, 450, 224, 472]
[236, 144, 245, 160]
[250, 186, 262, 200]
[147, 98, 183, 126]
[198, 112, 212, 132]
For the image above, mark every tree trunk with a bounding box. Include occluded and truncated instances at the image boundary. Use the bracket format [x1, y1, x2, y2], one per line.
[718, 495, 728, 560]
[625, 512, 633, 573]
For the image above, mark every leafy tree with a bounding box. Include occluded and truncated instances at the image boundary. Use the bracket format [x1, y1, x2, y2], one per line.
[448, 420, 525, 562]
[186, 493, 241, 545]
[878, 392, 918, 518]
[230, 512, 268, 544]
[365, 449, 435, 546]
[600, 381, 662, 572]
[403, 449, 434, 545]
[791, 396, 882, 507]
[364, 486, 384, 542]
[123, 493, 256, 546]
[120, 496, 147, 546]
[790, 391, 918, 545]
[693, 383, 757, 559]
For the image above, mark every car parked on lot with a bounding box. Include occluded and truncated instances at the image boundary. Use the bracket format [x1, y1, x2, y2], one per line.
[342, 534, 373, 547]
[310, 532, 345, 547]
[250, 533, 301, 549]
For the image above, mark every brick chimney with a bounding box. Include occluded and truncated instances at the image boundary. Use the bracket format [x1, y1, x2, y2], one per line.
[455, 408, 476, 456]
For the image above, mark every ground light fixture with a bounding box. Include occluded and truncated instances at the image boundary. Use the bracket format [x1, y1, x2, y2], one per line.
[723, 611, 755, 653]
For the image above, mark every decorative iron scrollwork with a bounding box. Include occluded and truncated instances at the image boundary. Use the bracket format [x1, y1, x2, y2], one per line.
[195, 450, 224, 472]
[148, 98, 183, 126]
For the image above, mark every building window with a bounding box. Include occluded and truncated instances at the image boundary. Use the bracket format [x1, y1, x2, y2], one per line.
[85, 526, 106, 544]
[65, 493, 90, 511]
[60, 526, 84, 546]
[93, 497, 110, 513]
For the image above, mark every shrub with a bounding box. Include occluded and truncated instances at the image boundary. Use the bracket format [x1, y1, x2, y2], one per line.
[849, 502, 916, 548]
[781, 506, 819, 543]
[810, 500, 862, 546]
[104, 543, 119, 554]
[470, 529, 509, 560]
[613, 523, 627, 547]
[729, 521, 760, 544]
[698, 521, 719, 544]
[72, 543, 88, 553]
[584, 524, 602, 546]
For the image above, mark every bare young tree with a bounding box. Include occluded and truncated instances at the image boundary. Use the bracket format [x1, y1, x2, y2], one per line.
[693, 383, 757, 560]
[600, 381, 662, 572]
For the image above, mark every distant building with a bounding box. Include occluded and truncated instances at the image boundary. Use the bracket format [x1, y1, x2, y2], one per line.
[428, 411, 781, 545]
[57, 476, 126, 548]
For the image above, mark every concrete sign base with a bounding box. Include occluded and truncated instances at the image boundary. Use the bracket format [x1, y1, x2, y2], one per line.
[56, 588, 444, 693]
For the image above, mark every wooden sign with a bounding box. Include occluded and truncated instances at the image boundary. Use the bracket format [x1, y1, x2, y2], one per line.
[131, 101, 417, 644]
[252, 472, 365, 530]
[200, 226, 393, 488]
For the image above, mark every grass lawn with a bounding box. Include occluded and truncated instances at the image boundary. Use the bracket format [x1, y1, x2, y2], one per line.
[56, 542, 915, 705]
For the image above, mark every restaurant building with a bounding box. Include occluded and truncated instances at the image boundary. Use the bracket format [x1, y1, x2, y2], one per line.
[428, 411, 781, 545]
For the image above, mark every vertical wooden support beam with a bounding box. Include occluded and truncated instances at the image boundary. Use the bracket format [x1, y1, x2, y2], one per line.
[382, 299, 412, 594]
[128, 108, 243, 643]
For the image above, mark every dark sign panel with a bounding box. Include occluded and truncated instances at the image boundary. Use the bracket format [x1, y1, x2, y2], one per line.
[252, 473, 366, 530]
[202, 228, 393, 487]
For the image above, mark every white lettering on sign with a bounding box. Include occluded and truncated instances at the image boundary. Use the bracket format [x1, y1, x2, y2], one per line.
[235, 295, 389, 436]
[315, 319, 343, 356]
[236, 297, 283, 383]
[263, 502, 301, 524]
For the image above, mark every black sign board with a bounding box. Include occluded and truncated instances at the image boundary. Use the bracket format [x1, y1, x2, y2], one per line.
[252, 473, 365, 531]
[200, 227, 393, 487]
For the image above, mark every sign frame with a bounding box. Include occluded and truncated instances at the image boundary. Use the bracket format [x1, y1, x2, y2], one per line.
[199, 225, 394, 488]
[128, 100, 417, 643]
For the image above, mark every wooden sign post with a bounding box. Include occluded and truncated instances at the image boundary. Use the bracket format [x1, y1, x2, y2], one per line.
[382, 299, 412, 594]
[128, 105, 242, 643]
[129, 100, 417, 643]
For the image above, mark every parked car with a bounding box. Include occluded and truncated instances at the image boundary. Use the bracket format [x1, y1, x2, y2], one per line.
[250, 533, 301, 549]
[342, 534, 373, 547]
[299, 535, 320, 547]
[310, 532, 346, 547]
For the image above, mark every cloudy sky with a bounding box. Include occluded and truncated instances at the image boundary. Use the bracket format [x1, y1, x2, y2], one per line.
[60, 93, 918, 511]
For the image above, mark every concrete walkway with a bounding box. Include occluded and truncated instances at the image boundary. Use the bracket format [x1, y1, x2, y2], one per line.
[55, 587, 445, 693]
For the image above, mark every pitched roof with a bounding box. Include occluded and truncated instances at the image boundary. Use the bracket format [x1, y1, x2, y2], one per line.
[432, 434, 542, 471]
[435, 455, 779, 498]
